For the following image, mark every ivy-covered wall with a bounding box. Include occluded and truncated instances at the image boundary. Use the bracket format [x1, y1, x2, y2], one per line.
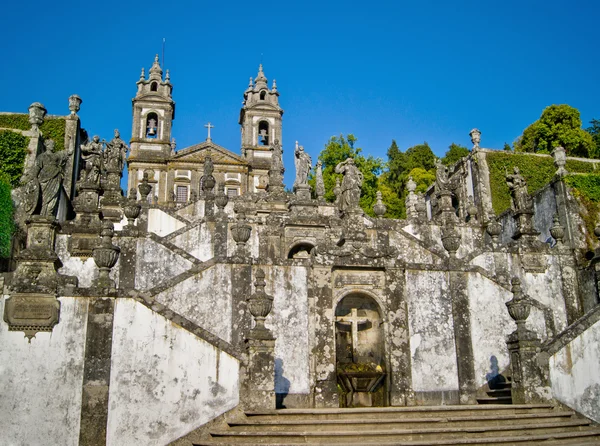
[0, 130, 29, 187]
[0, 114, 66, 151]
[486, 151, 600, 214]
[0, 175, 13, 258]
[564, 174, 600, 247]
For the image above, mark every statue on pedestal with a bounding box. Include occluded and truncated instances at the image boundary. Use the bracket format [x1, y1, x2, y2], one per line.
[31, 139, 73, 217]
[294, 143, 312, 188]
[104, 129, 129, 172]
[335, 158, 363, 212]
[80, 135, 103, 186]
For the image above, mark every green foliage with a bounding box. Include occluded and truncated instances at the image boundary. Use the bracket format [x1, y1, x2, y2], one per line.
[377, 180, 405, 219]
[407, 167, 435, 193]
[586, 118, 600, 150]
[486, 152, 556, 214]
[565, 159, 597, 173]
[564, 174, 600, 246]
[0, 174, 14, 258]
[0, 114, 66, 151]
[514, 105, 597, 158]
[309, 134, 383, 216]
[442, 143, 469, 166]
[503, 142, 512, 152]
[0, 131, 29, 187]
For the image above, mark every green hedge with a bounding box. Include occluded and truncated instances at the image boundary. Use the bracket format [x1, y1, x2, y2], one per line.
[0, 175, 13, 258]
[0, 131, 29, 187]
[0, 113, 66, 151]
[487, 152, 556, 214]
[486, 152, 600, 214]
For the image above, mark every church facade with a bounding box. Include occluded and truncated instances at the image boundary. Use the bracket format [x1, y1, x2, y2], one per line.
[1, 56, 599, 446]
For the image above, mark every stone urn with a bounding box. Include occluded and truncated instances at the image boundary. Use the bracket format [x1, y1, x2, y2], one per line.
[138, 173, 153, 202]
[68, 94, 82, 115]
[246, 268, 274, 340]
[202, 175, 216, 193]
[486, 216, 502, 242]
[506, 278, 531, 330]
[442, 226, 461, 256]
[215, 183, 229, 213]
[92, 220, 121, 288]
[231, 213, 252, 247]
[549, 214, 565, 245]
[122, 189, 141, 226]
[373, 191, 386, 218]
[28, 102, 46, 131]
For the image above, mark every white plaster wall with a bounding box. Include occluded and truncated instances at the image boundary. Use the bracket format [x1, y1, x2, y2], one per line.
[170, 223, 213, 261]
[56, 234, 99, 287]
[550, 319, 600, 423]
[470, 252, 495, 272]
[467, 273, 515, 387]
[154, 264, 233, 343]
[390, 231, 439, 265]
[135, 238, 193, 290]
[523, 256, 568, 336]
[176, 200, 205, 221]
[147, 208, 187, 237]
[265, 266, 310, 394]
[405, 270, 459, 392]
[0, 296, 88, 446]
[107, 299, 239, 446]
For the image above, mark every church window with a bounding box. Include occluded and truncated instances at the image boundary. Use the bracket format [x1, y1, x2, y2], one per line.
[151, 82, 158, 92]
[260, 91, 266, 100]
[176, 185, 188, 202]
[226, 187, 239, 197]
[258, 121, 269, 145]
[146, 113, 158, 138]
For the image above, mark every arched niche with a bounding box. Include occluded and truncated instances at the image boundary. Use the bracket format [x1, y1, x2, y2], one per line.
[335, 292, 386, 407]
[287, 242, 315, 259]
[145, 112, 159, 139]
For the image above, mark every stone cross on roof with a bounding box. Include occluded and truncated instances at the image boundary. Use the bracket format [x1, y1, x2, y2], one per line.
[336, 308, 369, 362]
[204, 122, 214, 141]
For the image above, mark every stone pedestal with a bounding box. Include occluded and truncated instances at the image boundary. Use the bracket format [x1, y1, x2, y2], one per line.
[506, 332, 550, 404]
[242, 338, 276, 411]
[294, 184, 311, 202]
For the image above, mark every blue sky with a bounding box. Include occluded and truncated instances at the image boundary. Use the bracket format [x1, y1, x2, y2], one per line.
[2, 1, 598, 188]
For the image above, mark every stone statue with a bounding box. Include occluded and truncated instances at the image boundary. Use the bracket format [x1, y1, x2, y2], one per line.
[334, 158, 363, 212]
[80, 135, 103, 186]
[435, 158, 449, 191]
[203, 153, 214, 176]
[294, 143, 312, 187]
[506, 167, 532, 212]
[32, 139, 73, 217]
[315, 160, 325, 199]
[104, 129, 129, 172]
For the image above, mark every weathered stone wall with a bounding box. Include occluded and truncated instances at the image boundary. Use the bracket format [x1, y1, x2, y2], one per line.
[0, 295, 88, 446]
[549, 318, 600, 423]
[107, 298, 239, 445]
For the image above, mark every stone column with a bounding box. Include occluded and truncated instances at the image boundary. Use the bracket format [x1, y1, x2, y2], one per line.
[448, 265, 477, 404]
[79, 297, 115, 446]
[242, 269, 276, 411]
[505, 278, 550, 404]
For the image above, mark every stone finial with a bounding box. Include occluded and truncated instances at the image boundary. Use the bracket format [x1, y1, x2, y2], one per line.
[466, 196, 478, 223]
[272, 79, 278, 92]
[123, 189, 141, 227]
[407, 176, 416, 193]
[552, 146, 567, 177]
[138, 172, 152, 202]
[470, 128, 481, 151]
[247, 268, 274, 340]
[149, 54, 162, 78]
[165, 69, 170, 82]
[506, 278, 533, 334]
[315, 160, 325, 200]
[92, 220, 121, 289]
[549, 214, 565, 245]
[373, 191, 386, 218]
[68, 94, 82, 116]
[28, 102, 46, 131]
[140, 67, 145, 80]
[442, 226, 461, 257]
[215, 183, 229, 214]
[170, 138, 176, 155]
[486, 214, 502, 243]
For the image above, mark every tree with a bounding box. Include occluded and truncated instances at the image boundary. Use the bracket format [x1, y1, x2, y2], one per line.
[309, 134, 383, 216]
[514, 104, 597, 158]
[442, 143, 469, 166]
[503, 142, 512, 152]
[586, 119, 600, 150]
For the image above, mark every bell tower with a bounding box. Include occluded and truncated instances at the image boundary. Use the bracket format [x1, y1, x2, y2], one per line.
[239, 65, 283, 192]
[128, 55, 175, 198]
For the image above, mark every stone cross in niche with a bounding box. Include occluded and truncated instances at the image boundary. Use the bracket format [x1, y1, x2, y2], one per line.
[204, 122, 214, 141]
[336, 308, 369, 362]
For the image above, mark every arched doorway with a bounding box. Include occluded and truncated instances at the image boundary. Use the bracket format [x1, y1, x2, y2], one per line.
[335, 293, 386, 407]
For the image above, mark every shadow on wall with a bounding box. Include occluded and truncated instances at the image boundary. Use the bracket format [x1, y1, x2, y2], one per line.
[486, 355, 507, 389]
[275, 358, 291, 409]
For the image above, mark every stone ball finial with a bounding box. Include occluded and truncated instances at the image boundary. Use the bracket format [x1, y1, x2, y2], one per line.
[373, 191, 387, 218]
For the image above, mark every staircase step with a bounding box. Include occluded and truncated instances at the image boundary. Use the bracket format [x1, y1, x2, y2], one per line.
[485, 389, 512, 398]
[228, 411, 575, 431]
[208, 419, 592, 442]
[195, 428, 600, 445]
[476, 397, 513, 405]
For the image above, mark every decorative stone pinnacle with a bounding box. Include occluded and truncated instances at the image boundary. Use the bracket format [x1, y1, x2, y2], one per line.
[407, 176, 416, 193]
[373, 191, 387, 218]
[165, 69, 170, 82]
[140, 68, 145, 80]
[247, 267, 274, 340]
[470, 128, 481, 151]
[272, 79, 277, 91]
[68, 94, 82, 116]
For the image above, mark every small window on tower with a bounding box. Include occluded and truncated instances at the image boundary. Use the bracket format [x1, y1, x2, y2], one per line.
[258, 121, 269, 145]
[146, 113, 158, 138]
[227, 188, 239, 197]
[151, 82, 158, 92]
[260, 91, 266, 100]
[176, 185, 188, 202]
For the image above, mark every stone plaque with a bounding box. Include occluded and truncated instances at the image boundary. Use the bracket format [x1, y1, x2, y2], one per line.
[3, 293, 60, 341]
[333, 271, 384, 289]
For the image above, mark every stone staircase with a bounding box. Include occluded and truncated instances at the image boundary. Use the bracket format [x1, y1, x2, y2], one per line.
[477, 378, 513, 405]
[193, 404, 600, 445]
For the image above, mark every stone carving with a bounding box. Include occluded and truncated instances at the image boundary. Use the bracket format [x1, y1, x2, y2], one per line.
[104, 129, 129, 172]
[333, 177, 341, 208]
[550, 214, 565, 245]
[80, 135, 103, 187]
[552, 146, 567, 177]
[92, 220, 120, 289]
[442, 226, 461, 257]
[138, 172, 152, 202]
[247, 268, 274, 340]
[32, 139, 73, 217]
[335, 158, 363, 213]
[315, 160, 325, 200]
[470, 128, 481, 151]
[201, 153, 216, 193]
[435, 158, 450, 192]
[28, 102, 46, 132]
[267, 139, 285, 197]
[68, 94, 82, 116]
[170, 138, 177, 155]
[215, 183, 229, 213]
[294, 142, 312, 188]
[506, 167, 532, 212]
[373, 191, 386, 218]
[123, 188, 141, 227]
